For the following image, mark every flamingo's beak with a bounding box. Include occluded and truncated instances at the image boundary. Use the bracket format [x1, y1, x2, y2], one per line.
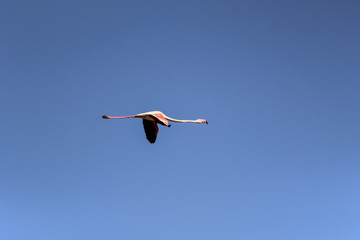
[102, 115, 109, 119]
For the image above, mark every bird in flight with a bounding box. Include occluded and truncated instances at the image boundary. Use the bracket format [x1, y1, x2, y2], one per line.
[102, 111, 208, 143]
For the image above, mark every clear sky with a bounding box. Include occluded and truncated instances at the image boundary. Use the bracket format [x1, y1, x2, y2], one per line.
[1, 0, 360, 239]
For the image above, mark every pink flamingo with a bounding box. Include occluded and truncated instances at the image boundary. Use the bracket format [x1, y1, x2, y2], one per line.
[102, 111, 208, 143]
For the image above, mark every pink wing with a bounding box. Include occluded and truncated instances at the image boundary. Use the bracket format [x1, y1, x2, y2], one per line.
[151, 113, 170, 126]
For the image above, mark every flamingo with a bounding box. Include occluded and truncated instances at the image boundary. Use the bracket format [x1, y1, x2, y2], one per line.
[102, 111, 208, 143]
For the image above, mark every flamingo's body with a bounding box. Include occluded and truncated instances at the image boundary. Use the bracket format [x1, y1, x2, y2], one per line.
[102, 111, 208, 143]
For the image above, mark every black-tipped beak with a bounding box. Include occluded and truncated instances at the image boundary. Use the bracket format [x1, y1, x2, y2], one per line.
[206, 121, 208, 124]
[102, 115, 109, 119]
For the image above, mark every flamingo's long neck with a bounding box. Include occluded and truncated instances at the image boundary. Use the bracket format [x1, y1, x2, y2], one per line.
[164, 116, 198, 123]
[104, 115, 135, 119]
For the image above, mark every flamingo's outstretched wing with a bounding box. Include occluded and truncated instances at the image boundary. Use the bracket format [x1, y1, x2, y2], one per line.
[142, 119, 159, 143]
[150, 113, 170, 126]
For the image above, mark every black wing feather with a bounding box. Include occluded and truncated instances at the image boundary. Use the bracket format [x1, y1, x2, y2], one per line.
[142, 119, 158, 143]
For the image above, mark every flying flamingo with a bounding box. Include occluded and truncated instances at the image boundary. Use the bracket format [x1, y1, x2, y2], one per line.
[102, 111, 208, 143]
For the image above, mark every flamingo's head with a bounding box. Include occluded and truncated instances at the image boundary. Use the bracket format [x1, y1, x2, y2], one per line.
[196, 119, 208, 124]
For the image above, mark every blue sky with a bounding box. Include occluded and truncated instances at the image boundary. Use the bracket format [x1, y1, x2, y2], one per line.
[1, 0, 360, 239]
